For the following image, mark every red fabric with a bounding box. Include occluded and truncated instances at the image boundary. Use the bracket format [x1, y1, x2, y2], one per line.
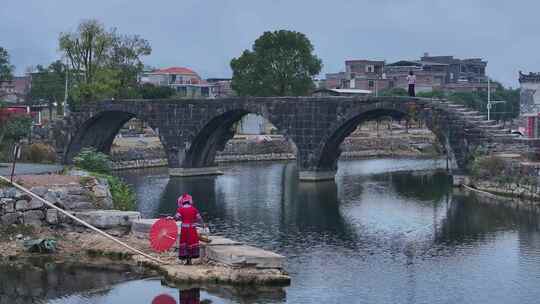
[179, 288, 200, 304]
[177, 204, 200, 258]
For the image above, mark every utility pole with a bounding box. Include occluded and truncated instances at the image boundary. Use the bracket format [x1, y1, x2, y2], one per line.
[63, 57, 69, 117]
[487, 78, 491, 121]
[486, 76, 505, 121]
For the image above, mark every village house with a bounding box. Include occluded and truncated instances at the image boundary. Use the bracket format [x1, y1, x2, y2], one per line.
[322, 53, 491, 94]
[140, 67, 215, 98]
[0, 76, 31, 103]
[519, 71, 540, 138]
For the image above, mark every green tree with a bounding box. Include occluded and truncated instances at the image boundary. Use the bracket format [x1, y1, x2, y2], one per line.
[59, 19, 152, 104]
[108, 31, 151, 98]
[139, 83, 176, 99]
[230, 30, 322, 96]
[59, 20, 112, 85]
[29, 60, 67, 120]
[0, 47, 14, 81]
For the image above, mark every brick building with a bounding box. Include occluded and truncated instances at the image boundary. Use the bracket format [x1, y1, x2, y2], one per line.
[0, 76, 31, 103]
[323, 53, 490, 94]
[140, 67, 214, 98]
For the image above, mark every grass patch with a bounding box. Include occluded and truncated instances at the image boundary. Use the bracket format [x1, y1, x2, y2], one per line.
[0, 225, 36, 241]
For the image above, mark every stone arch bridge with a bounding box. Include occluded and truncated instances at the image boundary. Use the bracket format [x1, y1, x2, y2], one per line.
[54, 96, 513, 181]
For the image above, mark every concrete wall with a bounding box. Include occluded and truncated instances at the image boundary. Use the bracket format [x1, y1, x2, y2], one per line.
[520, 82, 540, 115]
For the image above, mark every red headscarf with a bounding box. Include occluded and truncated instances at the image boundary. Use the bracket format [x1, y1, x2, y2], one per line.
[177, 193, 193, 207]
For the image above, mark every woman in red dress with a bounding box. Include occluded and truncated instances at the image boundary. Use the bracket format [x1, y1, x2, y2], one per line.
[174, 193, 204, 265]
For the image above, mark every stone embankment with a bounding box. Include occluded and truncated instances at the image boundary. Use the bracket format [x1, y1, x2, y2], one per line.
[0, 176, 136, 228]
[111, 131, 438, 170]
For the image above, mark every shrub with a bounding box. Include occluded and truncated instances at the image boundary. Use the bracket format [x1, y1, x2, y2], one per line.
[22, 143, 57, 163]
[73, 148, 112, 174]
[471, 156, 506, 180]
[106, 175, 136, 211]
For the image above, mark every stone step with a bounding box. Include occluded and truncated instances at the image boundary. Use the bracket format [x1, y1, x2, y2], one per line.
[481, 124, 505, 130]
[460, 111, 481, 116]
[476, 120, 497, 126]
[487, 129, 511, 135]
[205, 243, 285, 269]
[131, 219, 284, 269]
[465, 115, 487, 121]
[71, 210, 141, 229]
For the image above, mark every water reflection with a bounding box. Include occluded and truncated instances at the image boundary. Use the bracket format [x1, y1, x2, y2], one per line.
[108, 159, 540, 304]
[0, 258, 147, 303]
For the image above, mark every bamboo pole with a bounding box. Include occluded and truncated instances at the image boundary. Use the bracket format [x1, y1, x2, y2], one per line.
[0, 175, 168, 265]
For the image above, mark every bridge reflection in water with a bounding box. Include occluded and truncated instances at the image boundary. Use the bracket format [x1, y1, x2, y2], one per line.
[113, 158, 540, 303]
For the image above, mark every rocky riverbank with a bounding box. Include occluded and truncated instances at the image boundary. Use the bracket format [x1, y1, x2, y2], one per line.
[0, 173, 290, 287]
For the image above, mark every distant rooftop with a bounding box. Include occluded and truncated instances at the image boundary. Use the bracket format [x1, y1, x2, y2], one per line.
[519, 71, 540, 83]
[150, 67, 199, 76]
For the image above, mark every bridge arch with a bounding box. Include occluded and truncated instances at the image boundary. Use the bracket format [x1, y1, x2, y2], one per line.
[181, 108, 298, 169]
[63, 109, 168, 165]
[312, 99, 460, 175]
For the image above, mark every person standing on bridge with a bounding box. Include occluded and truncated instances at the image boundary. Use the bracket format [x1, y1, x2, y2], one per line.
[173, 193, 205, 265]
[407, 71, 416, 97]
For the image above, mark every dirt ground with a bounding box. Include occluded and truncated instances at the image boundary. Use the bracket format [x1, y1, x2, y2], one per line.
[13, 174, 80, 188]
[0, 227, 290, 286]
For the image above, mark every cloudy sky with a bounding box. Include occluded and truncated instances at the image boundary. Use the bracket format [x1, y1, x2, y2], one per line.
[1, 0, 539, 87]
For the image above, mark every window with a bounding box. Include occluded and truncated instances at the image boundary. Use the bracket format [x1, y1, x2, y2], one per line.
[366, 65, 374, 73]
[368, 80, 374, 88]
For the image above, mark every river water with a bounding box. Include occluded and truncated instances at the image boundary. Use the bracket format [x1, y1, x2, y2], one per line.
[6, 158, 540, 304]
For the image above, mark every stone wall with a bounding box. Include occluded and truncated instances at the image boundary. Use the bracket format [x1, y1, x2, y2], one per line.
[109, 132, 438, 169]
[0, 177, 114, 227]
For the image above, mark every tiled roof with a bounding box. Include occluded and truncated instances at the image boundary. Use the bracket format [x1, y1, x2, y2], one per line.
[152, 67, 198, 75]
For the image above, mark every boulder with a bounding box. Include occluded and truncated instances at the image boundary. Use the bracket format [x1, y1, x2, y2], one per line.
[4, 188, 19, 199]
[22, 210, 45, 226]
[1, 212, 21, 225]
[1, 199, 15, 213]
[15, 199, 44, 211]
[45, 209, 59, 225]
[29, 186, 48, 197]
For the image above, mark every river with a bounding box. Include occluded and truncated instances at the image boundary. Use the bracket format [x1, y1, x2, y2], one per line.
[6, 158, 540, 304]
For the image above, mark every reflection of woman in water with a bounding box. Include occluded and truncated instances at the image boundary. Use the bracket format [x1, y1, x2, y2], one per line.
[174, 193, 204, 265]
[179, 288, 201, 304]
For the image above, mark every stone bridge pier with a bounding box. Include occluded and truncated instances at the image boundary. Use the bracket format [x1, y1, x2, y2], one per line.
[54, 97, 488, 181]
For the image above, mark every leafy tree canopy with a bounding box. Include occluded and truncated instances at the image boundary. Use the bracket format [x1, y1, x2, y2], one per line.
[0, 47, 14, 81]
[139, 83, 176, 99]
[59, 19, 152, 103]
[230, 30, 322, 96]
[29, 60, 67, 118]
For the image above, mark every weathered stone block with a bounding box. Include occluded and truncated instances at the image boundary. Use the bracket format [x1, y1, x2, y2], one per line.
[1, 212, 21, 225]
[15, 199, 44, 211]
[206, 243, 285, 269]
[29, 186, 48, 197]
[4, 188, 19, 199]
[45, 209, 59, 225]
[72, 210, 140, 229]
[22, 210, 45, 226]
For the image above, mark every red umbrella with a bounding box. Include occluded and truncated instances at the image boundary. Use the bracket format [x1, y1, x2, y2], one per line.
[152, 294, 177, 304]
[149, 218, 178, 252]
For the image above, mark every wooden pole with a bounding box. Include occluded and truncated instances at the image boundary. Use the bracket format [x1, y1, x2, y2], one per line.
[0, 175, 168, 265]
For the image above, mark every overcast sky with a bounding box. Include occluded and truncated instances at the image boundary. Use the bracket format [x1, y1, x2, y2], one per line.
[1, 0, 539, 87]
